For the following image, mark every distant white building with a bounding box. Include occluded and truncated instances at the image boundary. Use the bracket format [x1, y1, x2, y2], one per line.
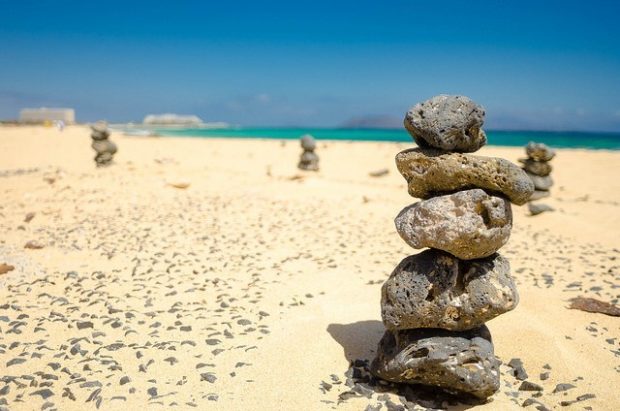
[19, 107, 76, 124]
[143, 113, 203, 126]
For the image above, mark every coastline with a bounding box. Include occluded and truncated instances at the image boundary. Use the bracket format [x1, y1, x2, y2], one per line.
[1, 125, 619, 410]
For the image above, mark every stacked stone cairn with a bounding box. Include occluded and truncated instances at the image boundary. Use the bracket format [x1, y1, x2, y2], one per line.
[370, 95, 534, 400]
[298, 134, 319, 171]
[519, 142, 556, 215]
[90, 121, 117, 167]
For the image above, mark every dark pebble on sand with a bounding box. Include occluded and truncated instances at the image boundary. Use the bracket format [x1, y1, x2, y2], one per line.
[200, 373, 217, 383]
[553, 383, 576, 393]
[519, 381, 543, 391]
[30, 389, 54, 400]
[508, 358, 529, 380]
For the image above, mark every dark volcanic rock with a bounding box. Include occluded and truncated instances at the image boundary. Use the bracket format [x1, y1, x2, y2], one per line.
[404, 95, 487, 153]
[395, 148, 534, 205]
[370, 326, 500, 399]
[381, 250, 518, 331]
[395, 189, 512, 260]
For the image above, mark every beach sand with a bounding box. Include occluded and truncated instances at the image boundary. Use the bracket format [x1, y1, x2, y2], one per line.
[1, 126, 619, 410]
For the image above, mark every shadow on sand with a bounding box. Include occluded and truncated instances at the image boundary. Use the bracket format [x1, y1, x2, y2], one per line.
[327, 321, 482, 411]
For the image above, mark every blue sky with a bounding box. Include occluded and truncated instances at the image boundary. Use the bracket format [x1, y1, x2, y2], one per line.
[1, 0, 620, 131]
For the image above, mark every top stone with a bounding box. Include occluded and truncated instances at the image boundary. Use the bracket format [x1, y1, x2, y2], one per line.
[526, 142, 555, 162]
[404, 95, 487, 153]
[300, 134, 316, 151]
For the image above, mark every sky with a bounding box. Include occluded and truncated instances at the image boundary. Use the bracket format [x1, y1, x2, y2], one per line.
[1, 0, 620, 131]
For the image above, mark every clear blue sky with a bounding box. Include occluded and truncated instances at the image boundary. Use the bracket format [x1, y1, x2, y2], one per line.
[1, 0, 619, 131]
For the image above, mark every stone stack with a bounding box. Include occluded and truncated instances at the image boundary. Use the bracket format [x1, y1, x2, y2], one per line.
[90, 121, 117, 167]
[519, 142, 556, 214]
[371, 95, 534, 400]
[297, 134, 319, 171]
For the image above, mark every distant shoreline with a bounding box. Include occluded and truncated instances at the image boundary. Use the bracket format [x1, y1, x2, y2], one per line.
[148, 127, 620, 150]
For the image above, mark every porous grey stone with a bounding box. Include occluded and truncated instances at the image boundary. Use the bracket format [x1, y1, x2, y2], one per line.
[526, 172, 553, 191]
[528, 203, 554, 216]
[395, 148, 534, 205]
[395, 189, 512, 259]
[529, 190, 550, 201]
[381, 250, 518, 331]
[519, 158, 552, 176]
[526, 142, 555, 162]
[370, 326, 500, 399]
[404, 95, 487, 153]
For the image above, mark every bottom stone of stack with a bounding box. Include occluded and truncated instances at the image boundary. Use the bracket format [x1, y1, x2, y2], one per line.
[529, 190, 550, 201]
[526, 172, 553, 191]
[370, 326, 500, 400]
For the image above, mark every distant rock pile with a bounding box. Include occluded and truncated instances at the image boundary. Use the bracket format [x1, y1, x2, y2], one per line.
[298, 134, 319, 171]
[371, 95, 534, 400]
[520, 142, 555, 214]
[90, 121, 117, 167]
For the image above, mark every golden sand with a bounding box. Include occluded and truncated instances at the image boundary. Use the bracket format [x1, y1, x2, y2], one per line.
[1, 126, 619, 410]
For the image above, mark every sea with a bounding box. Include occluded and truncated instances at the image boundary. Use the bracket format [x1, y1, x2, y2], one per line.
[153, 127, 620, 150]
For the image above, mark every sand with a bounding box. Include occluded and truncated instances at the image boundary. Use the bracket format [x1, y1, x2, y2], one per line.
[0, 125, 619, 410]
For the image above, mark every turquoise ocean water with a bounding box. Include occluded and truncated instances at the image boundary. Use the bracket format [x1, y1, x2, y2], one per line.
[155, 128, 620, 150]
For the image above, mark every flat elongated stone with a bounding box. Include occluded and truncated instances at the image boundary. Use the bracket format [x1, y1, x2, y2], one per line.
[526, 142, 555, 162]
[529, 190, 550, 201]
[381, 250, 518, 330]
[395, 149, 534, 205]
[528, 203, 554, 215]
[526, 172, 553, 191]
[519, 158, 552, 176]
[371, 326, 500, 399]
[404, 95, 487, 152]
[395, 189, 512, 259]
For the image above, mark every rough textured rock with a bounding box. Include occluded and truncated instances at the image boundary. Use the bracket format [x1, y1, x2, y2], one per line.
[395, 148, 534, 205]
[381, 250, 518, 330]
[404, 95, 487, 153]
[526, 142, 555, 162]
[528, 203, 554, 216]
[298, 134, 319, 171]
[519, 158, 552, 176]
[370, 326, 500, 399]
[395, 189, 512, 260]
[529, 190, 550, 201]
[526, 173, 553, 191]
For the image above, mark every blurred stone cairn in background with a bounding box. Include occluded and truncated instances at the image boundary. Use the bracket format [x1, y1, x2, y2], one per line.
[298, 134, 319, 171]
[520, 142, 556, 215]
[90, 121, 117, 167]
[371, 95, 534, 400]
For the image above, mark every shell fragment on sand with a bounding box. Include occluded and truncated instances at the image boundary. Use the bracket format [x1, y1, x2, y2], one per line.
[404, 95, 487, 153]
[381, 250, 518, 331]
[395, 189, 512, 260]
[395, 149, 534, 205]
[370, 326, 500, 399]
